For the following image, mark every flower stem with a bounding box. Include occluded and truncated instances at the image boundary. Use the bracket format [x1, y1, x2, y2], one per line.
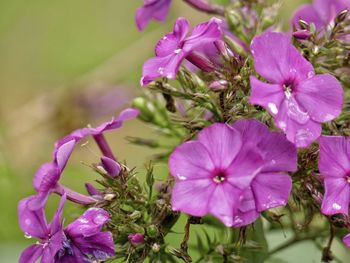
[183, 0, 225, 16]
[93, 133, 116, 160]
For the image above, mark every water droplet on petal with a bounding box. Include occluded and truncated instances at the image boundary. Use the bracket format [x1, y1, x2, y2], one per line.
[158, 67, 164, 74]
[178, 175, 187, 181]
[173, 48, 182, 54]
[332, 203, 342, 210]
[307, 71, 315, 78]
[268, 103, 278, 115]
[286, 97, 309, 124]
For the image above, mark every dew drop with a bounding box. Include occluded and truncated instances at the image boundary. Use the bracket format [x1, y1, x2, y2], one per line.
[332, 203, 342, 210]
[178, 175, 187, 181]
[268, 103, 278, 115]
[24, 233, 32, 239]
[158, 67, 164, 74]
[93, 214, 108, 225]
[173, 48, 182, 54]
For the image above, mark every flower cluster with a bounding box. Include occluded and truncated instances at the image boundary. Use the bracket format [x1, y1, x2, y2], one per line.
[18, 108, 139, 262]
[18, 0, 350, 262]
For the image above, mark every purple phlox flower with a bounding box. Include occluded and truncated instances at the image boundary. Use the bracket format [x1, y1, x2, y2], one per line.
[169, 122, 265, 227]
[291, 0, 349, 31]
[141, 17, 222, 86]
[249, 31, 343, 148]
[229, 119, 297, 227]
[128, 233, 145, 246]
[18, 194, 66, 263]
[135, 0, 172, 31]
[100, 156, 122, 178]
[318, 136, 350, 215]
[343, 233, 350, 248]
[57, 208, 115, 263]
[29, 108, 139, 210]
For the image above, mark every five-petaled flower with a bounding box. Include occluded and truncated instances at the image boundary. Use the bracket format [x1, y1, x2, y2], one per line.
[249, 31, 343, 148]
[18, 194, 115, 263]
[169, 120, 297, 227]
[318, 135, 350, 215]
[141, 17, 222, 86]
[135, 0, 172, 31]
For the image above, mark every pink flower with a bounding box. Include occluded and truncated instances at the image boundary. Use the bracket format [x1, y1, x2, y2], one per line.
[230, 120, 297, 227]
[318, 136, 350, 215]
[249, 31, 343, 148]
[169, 120, 297, 227]
[141, 17, 222, 86]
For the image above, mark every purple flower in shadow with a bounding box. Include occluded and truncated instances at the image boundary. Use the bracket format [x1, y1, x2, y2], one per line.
[18, 195, 66, 263]
[135, 0, 172, 31]
[19, 195, 115, 263]
[292, 0, 349, 31]
[318, 136, 350, 215]
[141, 17, 222, 86]
[169, 123, 263, 226]
[230, 120, 297, 227]
[249, 31, 343, 148]
[29, 108, 139, 210]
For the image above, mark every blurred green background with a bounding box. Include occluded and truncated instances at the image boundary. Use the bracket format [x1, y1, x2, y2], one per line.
[0, 0, 349, 262]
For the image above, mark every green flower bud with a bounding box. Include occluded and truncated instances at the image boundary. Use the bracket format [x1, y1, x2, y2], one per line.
[147, 224, 158, 238]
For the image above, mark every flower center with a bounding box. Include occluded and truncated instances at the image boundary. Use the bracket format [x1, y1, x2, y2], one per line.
[213, 171, 226, 184]
[283, 84, 293, 99]
[347, 174, 350, 183]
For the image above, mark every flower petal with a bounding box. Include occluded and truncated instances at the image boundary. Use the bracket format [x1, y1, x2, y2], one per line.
[319, 136, 350, 177]
[343, 233, 350, 248]
[18, 196, 48, 239]
[48, 194, 66, 235]
[135, 0, 171, 31]
[41, 230, 64, 263]
[65, 208, 110, 238]
[226, 145, 264, 190]
[275, 98, 321, 148]
[232, 119, 297, 172]
[232, 189, 260, 227]
[171, 178, 215, 217]
[198, 123, 242, 170]
[251, 31, 314, 84]
[55, 139, 75, 172]
[249, 76, 284, 116]
[296, 74, 343, 122]
[32, 162, 59, 192]
[169, 141, 215, 180]
[71, 231, 115, 261]
[252, 172, 292, 212]
[321, 178, 350, 215]
[184, 18, 222, 52]
[208, 183, 242, 227]
[155, 17, 189, 57]
[19, 244, 43, 263]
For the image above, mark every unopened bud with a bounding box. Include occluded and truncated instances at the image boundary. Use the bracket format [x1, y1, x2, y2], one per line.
[128, 233, 144, 246]
[298, 19, 310, 30]
[152, 243, 161, 252]
[336, 9, 348, 24]
[293, 29, 312, 40]
[101, 156, 121, 178]
[147, 225, 158, 238]
[103, 193, 116, 201]
[209, 80, 228, 91]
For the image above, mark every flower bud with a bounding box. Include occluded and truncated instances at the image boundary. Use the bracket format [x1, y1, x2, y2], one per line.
[85, 183, 102, 197]
[101, 156, 121, 178]
[152, 243, 160, 252]
[128, 233, 144, 246]
[209, 80, 228, 91]
[293, 30, 311, 40]
[147, 225, 158, 238]
[336, 9, 348, 24]
[129, 210, 142, 220]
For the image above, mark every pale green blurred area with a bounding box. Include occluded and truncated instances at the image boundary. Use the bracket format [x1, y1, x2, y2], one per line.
[0, 0, 349, 262]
